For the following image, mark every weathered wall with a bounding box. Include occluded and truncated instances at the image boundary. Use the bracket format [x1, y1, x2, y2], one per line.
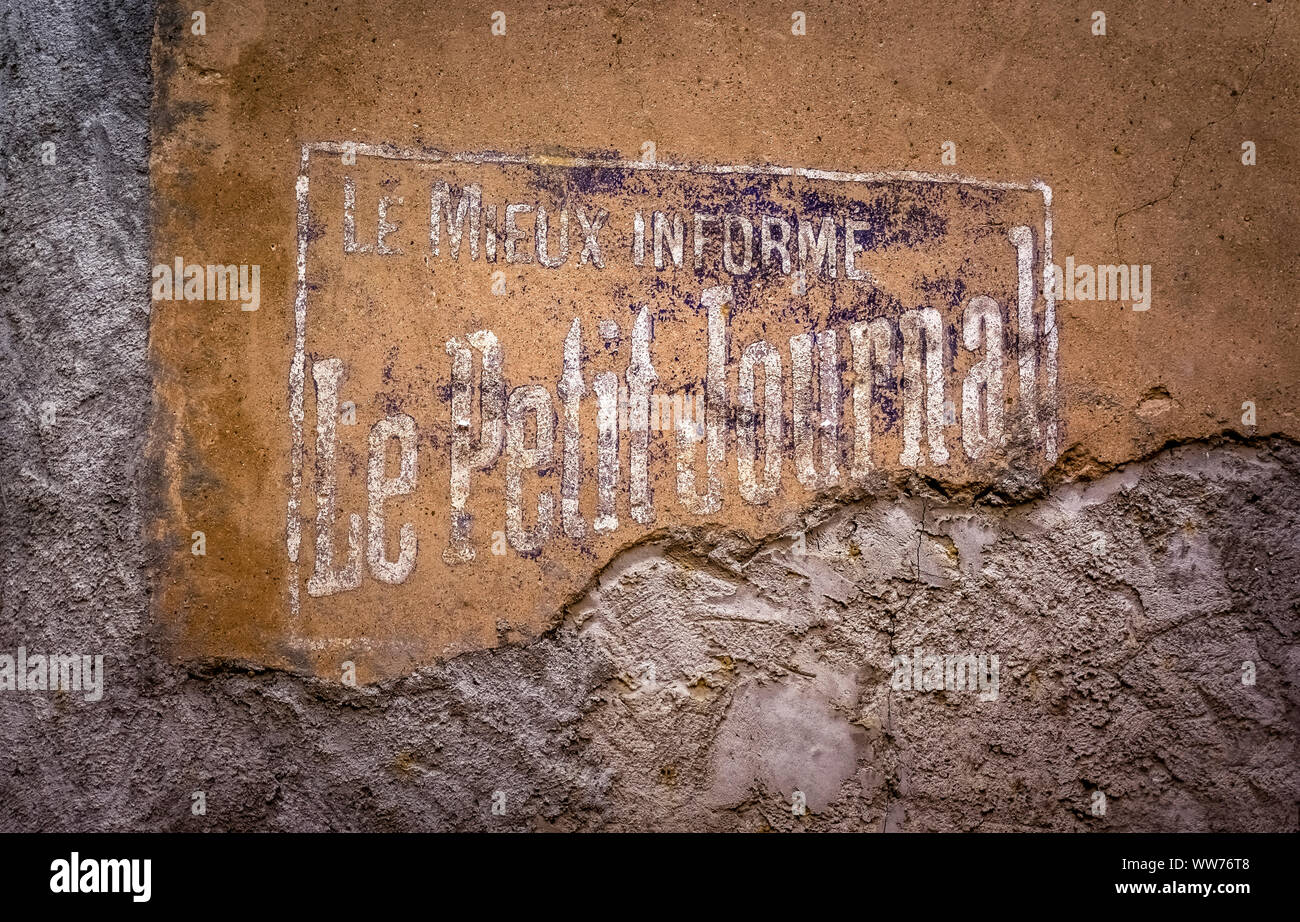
[1, 0, 1296, 831]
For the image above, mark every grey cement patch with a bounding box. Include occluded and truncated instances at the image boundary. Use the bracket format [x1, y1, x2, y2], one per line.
[0, 1, 1296, 832]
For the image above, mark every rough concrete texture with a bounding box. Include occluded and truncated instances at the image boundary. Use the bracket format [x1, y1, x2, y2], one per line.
[1, 0, 1298, 831]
